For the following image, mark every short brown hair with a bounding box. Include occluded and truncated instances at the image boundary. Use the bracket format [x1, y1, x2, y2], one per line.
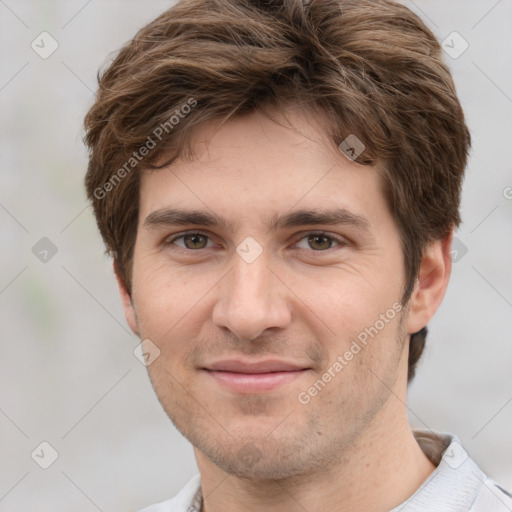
[83, 0, 470, 381]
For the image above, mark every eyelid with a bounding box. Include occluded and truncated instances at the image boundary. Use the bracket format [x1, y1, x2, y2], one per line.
[165, 229, 349, 251]
[291, 230, 349, 251]
[164, 230, 215, 249]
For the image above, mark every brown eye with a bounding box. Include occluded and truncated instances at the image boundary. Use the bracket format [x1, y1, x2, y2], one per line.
[167, 232, 213, 250]
[307, 234, 335, 250]
[182, 233, 209, 249]
[294, 232, 346, 252]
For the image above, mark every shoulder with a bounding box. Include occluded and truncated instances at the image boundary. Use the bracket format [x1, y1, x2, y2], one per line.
[137, 474, 201, 512]
[395, 430, 512, 512]
[469, 478, 512, 512]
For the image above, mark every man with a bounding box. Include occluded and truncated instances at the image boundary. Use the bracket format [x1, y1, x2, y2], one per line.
[83, 0, 511, 510]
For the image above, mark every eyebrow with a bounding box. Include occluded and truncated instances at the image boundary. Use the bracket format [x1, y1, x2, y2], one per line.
[143, 207, 371, 233]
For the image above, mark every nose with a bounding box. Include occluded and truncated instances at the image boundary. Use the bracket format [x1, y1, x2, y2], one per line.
[212, 251, 292, 341]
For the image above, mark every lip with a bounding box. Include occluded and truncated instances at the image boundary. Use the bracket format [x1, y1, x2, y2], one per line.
[206, 359, 307, 373]
[202, 359, 310, 393]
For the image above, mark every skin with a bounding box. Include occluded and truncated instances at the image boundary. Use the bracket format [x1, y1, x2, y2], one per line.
[116, 105, 452, 512]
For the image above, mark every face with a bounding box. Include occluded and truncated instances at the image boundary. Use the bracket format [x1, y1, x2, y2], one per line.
[121, 106, 426, 479]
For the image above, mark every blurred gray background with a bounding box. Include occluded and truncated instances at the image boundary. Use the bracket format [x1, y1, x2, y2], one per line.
[0, 0, 511, 510]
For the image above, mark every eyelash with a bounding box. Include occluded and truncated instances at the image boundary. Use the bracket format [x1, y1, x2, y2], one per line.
[165, 230, 348, 253]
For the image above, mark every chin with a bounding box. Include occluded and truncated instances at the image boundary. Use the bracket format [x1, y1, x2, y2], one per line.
[202, 441, 314, 481]
[189, 421, 334, 481]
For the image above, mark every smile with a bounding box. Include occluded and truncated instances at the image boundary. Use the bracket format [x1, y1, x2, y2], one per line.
[204, 369, 308, 393]
[202, 359, 310, 393]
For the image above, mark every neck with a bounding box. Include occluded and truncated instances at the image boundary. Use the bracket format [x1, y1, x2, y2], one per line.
[195, 398, 435, 512]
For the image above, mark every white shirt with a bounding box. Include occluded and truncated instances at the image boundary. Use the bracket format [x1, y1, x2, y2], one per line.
[138, 430, 512, 512]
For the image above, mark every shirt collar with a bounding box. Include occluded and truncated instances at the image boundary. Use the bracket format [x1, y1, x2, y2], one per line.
[190, 430, 487, 512]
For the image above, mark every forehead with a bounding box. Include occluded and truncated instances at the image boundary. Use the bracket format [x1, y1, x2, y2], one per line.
[138, 107, 390, 228]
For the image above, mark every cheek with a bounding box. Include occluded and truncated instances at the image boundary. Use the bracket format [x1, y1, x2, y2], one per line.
[301, 274, 406, 398]
[297, 269, 401, 337]
[131, 258, 206, 330]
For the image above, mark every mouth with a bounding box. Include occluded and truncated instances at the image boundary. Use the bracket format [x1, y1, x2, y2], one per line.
[201, 359, 310, 393]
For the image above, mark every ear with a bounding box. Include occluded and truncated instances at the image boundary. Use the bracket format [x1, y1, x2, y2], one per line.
[113, 260, 140, 336]
[406, 230, 453, 334]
